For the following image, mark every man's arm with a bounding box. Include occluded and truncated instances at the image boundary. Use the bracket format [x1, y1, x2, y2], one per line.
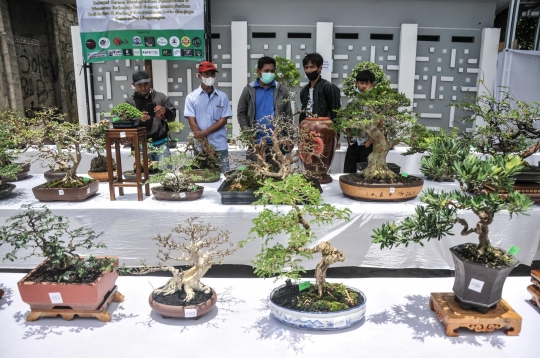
[237, 86, 250, 130]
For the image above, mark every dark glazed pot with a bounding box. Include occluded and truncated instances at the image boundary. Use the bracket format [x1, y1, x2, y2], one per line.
[44, 169, 68, 182]
[151, 186, 204, 201]
[450, 244, 519, 313]
[0, 183, 16, 200]
[299, 117, 337, 184]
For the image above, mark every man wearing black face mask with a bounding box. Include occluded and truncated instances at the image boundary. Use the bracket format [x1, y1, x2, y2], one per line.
[299, 53, 341, 123]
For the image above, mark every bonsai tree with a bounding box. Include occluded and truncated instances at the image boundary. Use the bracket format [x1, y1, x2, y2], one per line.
[0, 204, 126, 282]
[183, 136, 221, 174]
[168, 121, 184, 145]
[146, 150, 201, 194]
[83, 119, 116, 173]
[372, 154, 533, 265]
[135, 217, 237, 302]
[110, 103, 142, 122]
[335, 62, 417, 181]
[240, 174, 356, 310]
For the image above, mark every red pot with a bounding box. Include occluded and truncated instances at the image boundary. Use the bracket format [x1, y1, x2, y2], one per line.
[299, 117, 337, 184]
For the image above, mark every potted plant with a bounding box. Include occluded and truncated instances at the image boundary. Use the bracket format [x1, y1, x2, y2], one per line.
[134, 217, 237, 318]
[181, 137, 221, 183]
[110, 103, 142, 129]
[0, 204, 127, 320]
[168, 121, 184, 148]
[240, 174, 366, 330]
[335, 62, 423, 201]
[226, 123, 233, 144]
[84, 120, 117, 182]
[372, 153, 533, 313]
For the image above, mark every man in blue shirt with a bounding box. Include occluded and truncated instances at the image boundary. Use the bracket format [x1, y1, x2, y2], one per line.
[184, 62, 233, 172]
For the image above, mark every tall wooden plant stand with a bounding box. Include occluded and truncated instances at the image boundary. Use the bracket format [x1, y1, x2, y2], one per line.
[106, 128, 150, 201]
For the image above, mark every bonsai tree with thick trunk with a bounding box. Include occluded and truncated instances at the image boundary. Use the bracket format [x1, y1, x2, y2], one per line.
[84, 119, 115, 173]
[135, 217, 237, 303]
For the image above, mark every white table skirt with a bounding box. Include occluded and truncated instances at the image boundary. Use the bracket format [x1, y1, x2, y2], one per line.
[1, 174, 539, 270]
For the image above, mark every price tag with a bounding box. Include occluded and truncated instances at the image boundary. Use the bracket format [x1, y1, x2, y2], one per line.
[49, 292, 63, 304]
[179, 192, 186, 198]
[58, 190, 64, 196]
[401, 172, 409, 178]
[389, 187, 395, 194]
[468, 278, 484, 293]
[193, 186, 198, 191]
[507, 245, 520, 256]
[87, 188, 91, 194]
[298, 281, 310, 292]
[120, 131, 126, 138]
[333, 317, 346, 328]
[184, 308, 197, 318]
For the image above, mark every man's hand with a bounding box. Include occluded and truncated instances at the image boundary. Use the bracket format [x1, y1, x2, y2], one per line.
[193, 130, 207, 139]
[155, 105, 166, 116]
[140, 111, 151, 122]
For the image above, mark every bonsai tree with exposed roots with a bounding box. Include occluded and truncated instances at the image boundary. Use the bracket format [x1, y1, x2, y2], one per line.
[135, 217, 237, 302]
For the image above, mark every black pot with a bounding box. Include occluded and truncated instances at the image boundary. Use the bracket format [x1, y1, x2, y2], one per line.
[357, 162, 401, 174]
[0, 183, 16, 200]
[450, 244, 519, 313]
[44, 169, 68, 182]
[112, 119, 140, 129]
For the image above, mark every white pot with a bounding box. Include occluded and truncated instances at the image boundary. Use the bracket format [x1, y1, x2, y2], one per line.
[268, 284, 367, 330]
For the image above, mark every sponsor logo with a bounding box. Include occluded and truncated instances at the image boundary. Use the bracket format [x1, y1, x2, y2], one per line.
[162, 49, 172, 56]
[181, 49, 193, 57]
[192, 37, 202, 48]
[99, 38, 110, 49]
[195, 49, 203, 57]
[173, 49, 181, 57]
[157, 37, 168, 46]
[123, 49, 133, 56]
[144, 36, 156, 47]
[85, 39, 96, 49]
[142, 49, 159, 56]
[133, 36, 142, 46]
[108, 49, 122, 57]
[169, 36, 180, 47]
[88, 51, 106, 59]
[181, 36, 191, 47]
[134, 49, 141, 56]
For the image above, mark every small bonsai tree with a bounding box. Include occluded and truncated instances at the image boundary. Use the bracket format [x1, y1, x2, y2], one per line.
[0, 204, 125, 282]
[184, 136, 221, 172]
[372, 154, 533, 266]
[335, 62, 417, 181]
[83, 120, 116, 173]
[110, 103, 142, 122]
[146, 150, 200, 193]
[240, 174, 354, 310]
[135, 217, 237, 302]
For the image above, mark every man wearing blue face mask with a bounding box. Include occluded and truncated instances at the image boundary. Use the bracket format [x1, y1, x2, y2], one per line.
[237, 56, 292, 164]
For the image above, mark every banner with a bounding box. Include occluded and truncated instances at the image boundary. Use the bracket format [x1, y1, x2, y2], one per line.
[76, 0, 205, 63]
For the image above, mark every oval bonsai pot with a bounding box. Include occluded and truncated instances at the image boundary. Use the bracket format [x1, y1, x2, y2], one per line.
[151, 186, 204, 201]
[17, 257, 119, 311]
[88, 171, 115, 182]
[450, 243, 519, 313]
[44, 169, 68, 182]
[32, 180, 99, 202]
[149, 288, 217, 319]
[181, 168, 221, 183]
[1, 163, 31, 182]
[339, 174, 424, 202]
[357, 162, 400, 174]
[268, 284, 367, 330]
[0, 183, 16, 200]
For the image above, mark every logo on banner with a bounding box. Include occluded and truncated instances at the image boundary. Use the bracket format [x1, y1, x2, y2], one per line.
[142, 49, 160, 56]
[99, 38, 110, 49]
[173, 49, 181, 57]
[181, 49, 193, 57]
[134, 49, 141, 56]
[192, 37, 202, 48]
[123, 49, 133, 56]
[169, 36, 180, 47]
[88, 51, 106, 59]
[195, 49, 202, 57]
[157, 37, 168, 46]
[85, 39, 97, 49]
[133, 36, 142, 46]
[181, 36, 191, 47]
[108, 49, 122, 57]
[144, 36, 156, 47]
[162, 49, 172, 56]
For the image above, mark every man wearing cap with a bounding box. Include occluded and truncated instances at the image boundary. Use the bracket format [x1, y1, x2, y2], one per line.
[126, 70, 176, 162]
[184, 61, 232, 172]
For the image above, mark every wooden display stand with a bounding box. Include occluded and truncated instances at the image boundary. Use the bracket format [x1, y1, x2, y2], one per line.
[25, 286, 124, 322]
[105, 128, 150, 201]
[529, 270, 540, 308]
[429, 292, 521, 337]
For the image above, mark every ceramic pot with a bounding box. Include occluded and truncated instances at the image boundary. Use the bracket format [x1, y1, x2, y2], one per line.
[0, 163, 31, 182]
[44, 169, 68, 182]
[299, 117, 337, 184]
[0, 183, 15, 200]
[149, 288, 217, 319]
[339, 174, 424, 202]
[151, 186, 204, 201]
[32, 180, 99, 202]
[88, 171, 115, 182]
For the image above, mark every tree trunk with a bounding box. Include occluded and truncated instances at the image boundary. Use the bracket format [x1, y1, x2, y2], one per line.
[311, 242, 345, 298]
[361, 128, 396, 180]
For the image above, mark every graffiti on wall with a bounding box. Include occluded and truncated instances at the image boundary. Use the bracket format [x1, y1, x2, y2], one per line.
[17, 46, 56, 109]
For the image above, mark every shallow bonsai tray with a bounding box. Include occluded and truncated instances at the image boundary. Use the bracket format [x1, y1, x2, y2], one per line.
[339, 174, 424, 202]
[429, 292, 521, 337]
[0, 163, 30, 182]
[32, 180, 99, 202]
[0, 183, 16, 200]
[151, 186, 204, 201]
[181, 168, 221, 183]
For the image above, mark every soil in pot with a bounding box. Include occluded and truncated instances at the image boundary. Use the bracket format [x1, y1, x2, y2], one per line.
[152, 285, 213, 306]
[343, 173, 421, 185]
[1, 163, 31, 182]
[271, 283, 364, 312]
[357, 162, 400, 174]
[0, 183, 16, 199]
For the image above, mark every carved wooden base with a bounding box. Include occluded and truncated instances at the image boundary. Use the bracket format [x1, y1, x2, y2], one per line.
[429, 292, 521, 337]
[25, 286, 124, 323]
[531, 270, 540, 289]
[527, 285, 540, 308]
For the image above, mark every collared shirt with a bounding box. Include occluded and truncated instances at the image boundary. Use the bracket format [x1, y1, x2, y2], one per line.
[184, 86, 232, 151]
[253, 79, 276, 144]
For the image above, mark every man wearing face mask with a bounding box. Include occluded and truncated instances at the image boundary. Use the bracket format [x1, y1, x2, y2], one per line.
[184, 61, 232, 172]
[126, 70, 176, 163]
[299, 53, 341, 123]
[237, 56, 292, 165]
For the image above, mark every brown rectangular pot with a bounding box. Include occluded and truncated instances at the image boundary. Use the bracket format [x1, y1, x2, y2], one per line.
[17, 257, 119, 310]
[32, 180, 99, 202]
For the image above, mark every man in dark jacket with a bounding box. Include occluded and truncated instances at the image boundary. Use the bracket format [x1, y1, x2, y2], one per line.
[126, 70, 176, 162]
[299, 53, 341, 123]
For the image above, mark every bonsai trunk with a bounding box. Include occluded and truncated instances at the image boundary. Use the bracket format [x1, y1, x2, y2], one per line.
[457, 211, 494, 255]
[361, 128, 396, 180]
[310, 242, 345, 298]
[61, 141, 82, 185]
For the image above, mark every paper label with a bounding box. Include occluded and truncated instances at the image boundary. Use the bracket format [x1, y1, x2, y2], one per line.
[322, 59, 333, 73]
[58, 190, 64, 196]
[333, 317, 346, 328]
[507, 245, 520, 256]
[389, 187, 395, 194]
[179, 192, 186, 198]
[468, 278, 484, 293]
[298, 281, 310, 292]
[184, 308, 197, 318]
[49, 292, 63, 304]
[401, 172, 409, 178]
[120, 131, 126, 138]
[87, 188, 91, 194]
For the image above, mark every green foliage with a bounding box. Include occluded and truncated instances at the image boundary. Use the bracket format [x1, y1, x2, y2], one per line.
[0, 204, 123, 282]
[185, 137, 221, 170]
[516, 17, 538, 50]
[296, 283, 359, 312]
[168, 121, 185, 133]
[419, 136, 469, 180]
[240, 175, 351, 281]
[342, 61, 391, 97]
[253, 56, 301, 88]
[0, 109, 36, 181]
[110, 103, 142, 121]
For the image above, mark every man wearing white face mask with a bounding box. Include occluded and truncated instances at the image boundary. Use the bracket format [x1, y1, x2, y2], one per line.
[184, 61, 233, 172]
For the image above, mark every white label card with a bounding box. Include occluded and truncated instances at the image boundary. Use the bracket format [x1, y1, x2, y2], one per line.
[333, 317, 346, 328]
[120, 131, 126, 138]
[58, 190, 64, 196]
[322, 59, 333, 73]
[389, 187, 395, 194]
[87, 188, 91, 194]
[184, 308, 197, 318]
[179, 192, 186, 198]
[49, 292, 63, 304]
[468, 278, 484, 293]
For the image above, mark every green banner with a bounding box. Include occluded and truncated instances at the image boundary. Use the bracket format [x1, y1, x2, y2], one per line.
[81, 29, 205, 63]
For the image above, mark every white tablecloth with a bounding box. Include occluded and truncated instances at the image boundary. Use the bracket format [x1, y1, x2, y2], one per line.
[1, 174, 539, 270]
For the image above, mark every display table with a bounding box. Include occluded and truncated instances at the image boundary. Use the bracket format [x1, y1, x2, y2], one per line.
[1, 174, 539, 269]
[0, 274, 538, 358]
